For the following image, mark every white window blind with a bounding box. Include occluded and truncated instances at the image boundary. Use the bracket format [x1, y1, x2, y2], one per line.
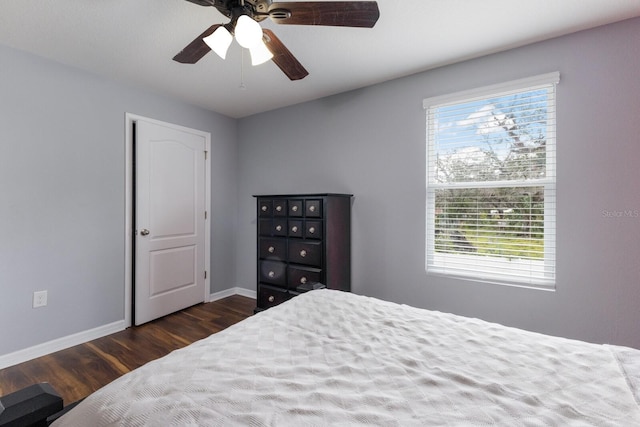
[425, 73, 558, 288]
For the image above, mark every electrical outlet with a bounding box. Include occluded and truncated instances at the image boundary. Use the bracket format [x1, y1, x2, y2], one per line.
[33, 290, 48, 308]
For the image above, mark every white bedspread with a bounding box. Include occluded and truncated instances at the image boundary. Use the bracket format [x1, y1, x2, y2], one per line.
[54, 290, 640, 426]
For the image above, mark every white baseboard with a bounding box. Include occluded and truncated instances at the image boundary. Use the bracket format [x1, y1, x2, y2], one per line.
[210, 286, 256, 301]
[0, 288, 256, 370]
[0, 320, 126, 370]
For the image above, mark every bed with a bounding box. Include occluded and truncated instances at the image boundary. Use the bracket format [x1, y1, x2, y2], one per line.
[44, 289, 640, 425]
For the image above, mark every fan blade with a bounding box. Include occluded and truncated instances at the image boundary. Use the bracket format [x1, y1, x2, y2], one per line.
[173, 24, 221, 64]
[268, 1, 379, 28]
[262, 29, 309, 81]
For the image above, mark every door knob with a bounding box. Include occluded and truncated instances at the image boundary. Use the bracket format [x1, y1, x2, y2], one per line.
[140, 229, 150, 236]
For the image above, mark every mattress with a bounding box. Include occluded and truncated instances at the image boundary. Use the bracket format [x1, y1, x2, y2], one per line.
[54, 289, 640, 426]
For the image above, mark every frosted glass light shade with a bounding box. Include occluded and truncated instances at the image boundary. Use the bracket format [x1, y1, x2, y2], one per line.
[250, 41, 273, 65]
[203, 26, 233, 59]
[235, 15, 263, 48]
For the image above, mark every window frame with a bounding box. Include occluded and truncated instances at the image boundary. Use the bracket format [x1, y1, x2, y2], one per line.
[424, 72, 559, 289]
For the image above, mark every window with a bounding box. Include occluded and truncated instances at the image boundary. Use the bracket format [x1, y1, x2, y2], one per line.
[424, 73, 559, 288]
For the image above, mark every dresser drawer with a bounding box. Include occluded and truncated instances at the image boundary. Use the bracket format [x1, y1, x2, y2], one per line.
[305, 220, 322, 239]
[288, 220, 303, 237]
[273, 199, 287, 217]
[288, 265, 322, 289]
[259, 238, 286, 260]
[272, 219, 287, 236]
[258, 200, 272, 217]
[258, 284, 292, 309]
[288, 199, 303, 217]
[305, 199, 322, 217]
[259, 260, 286, 286]
[288, 240, 322, 266]
[258, 219, 287, 236]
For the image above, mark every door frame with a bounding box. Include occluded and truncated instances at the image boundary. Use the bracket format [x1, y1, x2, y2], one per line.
[124, 113, 211, 328]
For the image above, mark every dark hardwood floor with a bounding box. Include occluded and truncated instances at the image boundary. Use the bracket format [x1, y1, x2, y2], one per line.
[0, 295, 255, 405]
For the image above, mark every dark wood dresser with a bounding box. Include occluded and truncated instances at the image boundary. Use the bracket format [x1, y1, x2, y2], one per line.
[254, 193, 352, 311]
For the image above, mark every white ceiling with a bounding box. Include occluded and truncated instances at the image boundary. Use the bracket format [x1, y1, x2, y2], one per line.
[1, 0, 639, 118]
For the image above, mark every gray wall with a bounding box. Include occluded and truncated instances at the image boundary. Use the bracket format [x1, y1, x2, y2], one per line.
[2, 17, 638, 359]
[0, 45, 238, 355]
[237, 18, 640, 348]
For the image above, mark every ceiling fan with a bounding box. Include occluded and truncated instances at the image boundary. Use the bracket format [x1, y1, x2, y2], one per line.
[173, 0, 380, 80]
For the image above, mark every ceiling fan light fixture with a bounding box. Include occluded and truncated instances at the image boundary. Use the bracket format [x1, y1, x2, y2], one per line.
[203, 26, 232, 59]
[234, 15, 264, 48]
[174, 0, 380, 81]
[249, 41, 274, 66]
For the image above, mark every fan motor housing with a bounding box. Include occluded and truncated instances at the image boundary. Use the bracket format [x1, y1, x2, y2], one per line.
[213, 0, 272, 22]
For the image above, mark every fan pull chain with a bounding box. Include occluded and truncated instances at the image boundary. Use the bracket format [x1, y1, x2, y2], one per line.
[239, 49, 246, 90]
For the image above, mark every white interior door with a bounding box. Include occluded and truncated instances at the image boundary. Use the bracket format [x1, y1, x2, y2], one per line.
[134, 119, 207, 325]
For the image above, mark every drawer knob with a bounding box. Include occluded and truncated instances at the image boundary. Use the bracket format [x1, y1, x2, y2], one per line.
[268, 271, 275, 278]
[275, 225, 282, 231]
[268, 246, 275, 253]
[292, 205, 298, 212]
[268, 295, 275, 302]
[300, 249, 307, 257]
[300, 276, 307, 284]
[276, 205, 282, 212]
[309, 205, 316, 212]
[261, 205, 268, 212]
[291, 226, 298, 233]
[308, 227, 315, 234]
